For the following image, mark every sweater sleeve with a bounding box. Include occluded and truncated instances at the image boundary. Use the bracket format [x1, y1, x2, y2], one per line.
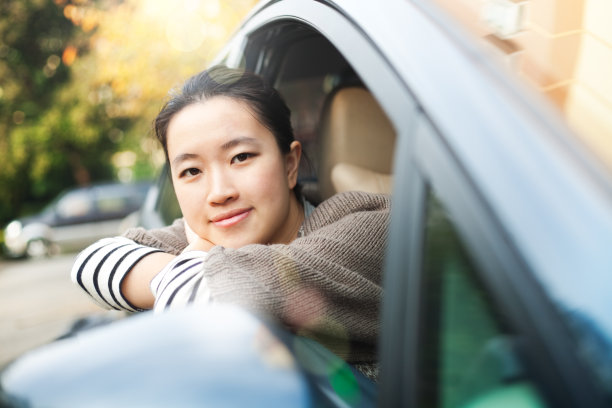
[196, 192, 390, 362]
[122, 218, 188, 255]
[70, 237, 162, 312]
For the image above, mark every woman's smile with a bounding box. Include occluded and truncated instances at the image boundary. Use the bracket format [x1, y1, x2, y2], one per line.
[210, 208, 252, 228]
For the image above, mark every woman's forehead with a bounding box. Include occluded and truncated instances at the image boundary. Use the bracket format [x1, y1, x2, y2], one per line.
[166, 99, 275, 157]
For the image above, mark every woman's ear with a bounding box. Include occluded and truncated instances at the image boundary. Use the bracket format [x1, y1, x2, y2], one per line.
[285, 141, 302, 189]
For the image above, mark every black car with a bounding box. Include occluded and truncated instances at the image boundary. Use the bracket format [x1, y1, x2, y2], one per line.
[2, 0, 612, 406]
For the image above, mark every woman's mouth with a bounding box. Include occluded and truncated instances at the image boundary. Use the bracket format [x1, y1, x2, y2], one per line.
[211, 208, 252, 228]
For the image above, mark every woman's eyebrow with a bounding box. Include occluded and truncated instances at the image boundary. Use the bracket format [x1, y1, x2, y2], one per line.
[172, 153, 200, 167]
[220, 136, 261, 151]
[172, 137, 261, 166]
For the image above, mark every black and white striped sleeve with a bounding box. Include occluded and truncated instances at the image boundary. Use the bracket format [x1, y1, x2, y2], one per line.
[71, 237, 162, 312]
[150, 251, 210, 313]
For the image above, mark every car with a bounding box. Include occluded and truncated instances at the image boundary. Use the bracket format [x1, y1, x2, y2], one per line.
[2, 0, 612, 406]
[2, 181, 151, 258]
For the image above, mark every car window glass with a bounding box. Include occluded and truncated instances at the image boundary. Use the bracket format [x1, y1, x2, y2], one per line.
[96, 194, 128, 214]
[94, 184, 147, 216]
[257, 25, 396, 203]
[274, 35, 356, 179]
[158, 171, 182, 225]
[55, 190, 92, 219]
[418, 189, 548, 408]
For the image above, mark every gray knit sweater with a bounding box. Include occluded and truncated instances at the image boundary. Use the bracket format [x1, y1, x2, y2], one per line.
[123, 191, 390, 366]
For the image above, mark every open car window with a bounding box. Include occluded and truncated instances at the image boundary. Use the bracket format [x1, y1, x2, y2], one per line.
[240, 21, 398, 204]
[152, 18, 402, 225]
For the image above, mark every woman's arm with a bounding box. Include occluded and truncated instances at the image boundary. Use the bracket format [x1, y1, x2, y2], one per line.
[72, 224, 215, 311]
[70, 237, 166, 312]
[119, 251, 177, 309]
[121, 235, 214, 309]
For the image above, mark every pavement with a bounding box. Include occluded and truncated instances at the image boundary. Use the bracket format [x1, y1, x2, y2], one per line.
[0, 254, 113, 367]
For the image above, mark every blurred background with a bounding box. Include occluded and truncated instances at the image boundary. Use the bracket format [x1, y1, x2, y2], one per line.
[0, 0, 256, 366]
[0, 0, 257, 254]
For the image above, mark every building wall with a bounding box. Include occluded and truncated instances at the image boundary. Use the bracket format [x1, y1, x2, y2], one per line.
[520, 0, 612, 167]
[432, 0, 612, 169]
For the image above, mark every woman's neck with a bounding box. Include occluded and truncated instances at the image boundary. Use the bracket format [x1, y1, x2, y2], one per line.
[280, 193, 305, 244]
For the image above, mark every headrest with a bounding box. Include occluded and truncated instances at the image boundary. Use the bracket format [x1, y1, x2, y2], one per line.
[331, 162, 393, 195]
[318, 87, 395, 199]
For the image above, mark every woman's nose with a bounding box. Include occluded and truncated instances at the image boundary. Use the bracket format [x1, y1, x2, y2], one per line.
[206, 169, 238, 205]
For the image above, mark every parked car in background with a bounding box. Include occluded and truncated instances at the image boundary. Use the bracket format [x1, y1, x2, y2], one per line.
[2, 0, 612, 406]
[2, 181, 151, 258]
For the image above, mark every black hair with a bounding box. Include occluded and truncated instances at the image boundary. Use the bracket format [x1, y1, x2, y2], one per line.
[154, 65, 295, 158]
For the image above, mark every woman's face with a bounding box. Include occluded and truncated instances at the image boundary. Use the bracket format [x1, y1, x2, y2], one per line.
[166, 96, 302, 248]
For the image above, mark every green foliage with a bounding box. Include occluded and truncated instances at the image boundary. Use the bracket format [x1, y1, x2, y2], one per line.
[0, 0, 80, 223]
[0, 0, 257, 226]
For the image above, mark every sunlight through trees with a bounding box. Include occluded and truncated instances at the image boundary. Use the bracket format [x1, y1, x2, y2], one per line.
[0, 0, 257, 227]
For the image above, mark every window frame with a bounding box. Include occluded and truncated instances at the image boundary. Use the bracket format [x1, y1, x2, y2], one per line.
[148, 0, 418, 228]
[223, 0, 416, 132]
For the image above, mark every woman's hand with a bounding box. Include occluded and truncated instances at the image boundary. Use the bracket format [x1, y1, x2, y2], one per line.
[183, 220, 215, 252]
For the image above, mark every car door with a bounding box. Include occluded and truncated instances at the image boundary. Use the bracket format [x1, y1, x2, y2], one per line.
[132, 2, 612, 406]
[169, 4, 579, 407]
[221, 1, 612, 407]
[377, 1, 612, 404]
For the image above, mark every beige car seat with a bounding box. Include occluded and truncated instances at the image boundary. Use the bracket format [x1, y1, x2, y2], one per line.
[318, 87, 396, 200]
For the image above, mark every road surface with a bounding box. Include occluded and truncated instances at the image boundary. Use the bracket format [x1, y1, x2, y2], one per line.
[0, 254, 116, 367]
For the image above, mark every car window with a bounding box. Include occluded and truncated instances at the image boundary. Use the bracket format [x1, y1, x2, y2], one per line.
[157, 170, 182, 225]
[94, 184, 149, 217]
[418, 190, 548, 408]
[242, 23, 397, 203]
[96, 192, 129, 215]
[273, 34, 357, 182]
[55, 190, 93, 219]
[151, 13, 408, 224]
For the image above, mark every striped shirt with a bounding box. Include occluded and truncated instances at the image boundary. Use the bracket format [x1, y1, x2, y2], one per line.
[70, 237, 210, 313]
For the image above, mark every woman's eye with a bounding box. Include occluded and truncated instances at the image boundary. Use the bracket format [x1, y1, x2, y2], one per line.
[231, 153, 254, 164]
[179, 168, 201, 178]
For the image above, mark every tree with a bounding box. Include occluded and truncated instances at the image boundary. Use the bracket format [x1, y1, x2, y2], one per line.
[0, 0, 256, 227]
[0, 0, 80, 224]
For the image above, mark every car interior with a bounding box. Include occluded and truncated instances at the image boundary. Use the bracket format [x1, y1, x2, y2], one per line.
[242, 23, 396, 204]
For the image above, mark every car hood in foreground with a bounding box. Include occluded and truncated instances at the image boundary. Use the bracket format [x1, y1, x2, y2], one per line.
[0, 304, 376, 407]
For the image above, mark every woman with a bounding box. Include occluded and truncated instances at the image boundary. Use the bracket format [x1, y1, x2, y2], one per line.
[72, 66, 390, 379]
